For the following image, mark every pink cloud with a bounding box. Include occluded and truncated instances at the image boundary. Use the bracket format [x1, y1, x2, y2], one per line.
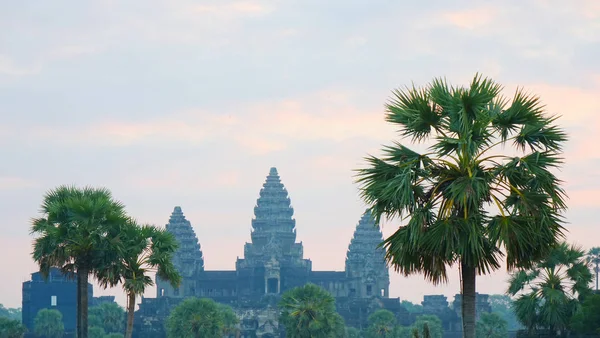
[191, 1, 272, 16]
[16, 89, 395, 155]
[439, 7, 499, 30]
[0, 177, 39, 190]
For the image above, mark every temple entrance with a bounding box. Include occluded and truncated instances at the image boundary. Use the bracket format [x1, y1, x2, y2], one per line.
[267, 278, 279, 294]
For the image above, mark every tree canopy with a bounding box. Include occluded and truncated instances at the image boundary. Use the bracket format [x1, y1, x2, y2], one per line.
[89, 302, 125, 334]
[97, 221, 180, 338]
[31, 186, 130, 338]
[508, 241, 592, 335]
[412, 315, 442, 338]
[570, 293, 600, 335]
[366, 309, 397, 337]
[166, 297, 237, 338]
[587, 247, 600, 291]
[34, 308, 64, 338]
[0, 317, 26, 338]
[356, 74, 568, 338]
[476, 312, 508, 338]
[279, 283, 345, 338]
[0, 305, 21, 322]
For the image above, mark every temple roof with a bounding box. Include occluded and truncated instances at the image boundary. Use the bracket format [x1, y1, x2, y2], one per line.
[251, 167, 295, 231]
[165, 206, 204, 272]
[346, 210, 386, 264]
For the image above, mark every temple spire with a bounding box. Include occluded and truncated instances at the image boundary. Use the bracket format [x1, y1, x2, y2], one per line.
[157, 206, 204, 298]
[345, 210, 390, 298]
[252, 167, 295, 233]
[237, 167, 310, 270]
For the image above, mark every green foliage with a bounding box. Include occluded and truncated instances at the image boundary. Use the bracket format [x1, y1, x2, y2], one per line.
[356, 74, 568, 338]
[279, 283, 345, 338]
[105, 333, 125, 338]
[30, 186, 130, 338]
[570, 293, 600, 335]
[411, 315, 442, 338]
[34, 308, 64, 338]
[401, 301, 423, 314]
[346, 326, 361, 338]
[218, 304, 240, 338]
[392, 325, 411, 338]
[88, 302, 125, 334]
[366, 309, 397, 337]
[166, 298, 237, 338]
[0, 304, 21, 322]
[96, 221, 181, 338]
[487, 295, 521, 331]
[587, 247, 600, 291]
[507, 242, 592, 335]
[476, 312, 508, 338]
[89, 326, 106, 338]
[422, 323, 431, 338]
[0, 317, 27, 338]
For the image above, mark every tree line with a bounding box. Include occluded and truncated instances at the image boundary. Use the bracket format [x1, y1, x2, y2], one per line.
[29, 186, 181, 338]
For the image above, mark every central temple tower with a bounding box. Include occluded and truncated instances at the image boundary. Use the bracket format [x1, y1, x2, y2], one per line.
[236, 167, 311, 296]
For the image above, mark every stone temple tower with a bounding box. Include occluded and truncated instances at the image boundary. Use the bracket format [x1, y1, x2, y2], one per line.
[156, 206, 204, 298]
[345, 210, 390, 298]
[236, 167, 311, 296]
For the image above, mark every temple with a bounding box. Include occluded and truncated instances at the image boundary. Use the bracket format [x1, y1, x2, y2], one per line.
[133, 167, 489, 337]
[134, 167, 402, 337]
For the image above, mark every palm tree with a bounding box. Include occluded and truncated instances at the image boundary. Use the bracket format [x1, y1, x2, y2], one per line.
[366, 309, 397, 337]
[98, 221, 181, 338]
[31, 186, 129, 338]
[356, 74, 568, 338]
[279, 283, 343, 338]
[476, 312, 508, 338]
[166, 298, 226, 338]
[412, 315, 443, 338]
[218, 304, 240, 338]
[507, 242, 592, 335]
[587, 247, 600, 291]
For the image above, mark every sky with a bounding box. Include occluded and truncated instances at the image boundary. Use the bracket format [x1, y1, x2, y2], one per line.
[1, 0, 599, 309]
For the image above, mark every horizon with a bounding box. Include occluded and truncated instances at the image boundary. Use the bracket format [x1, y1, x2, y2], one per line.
[1, 0, 599, 310]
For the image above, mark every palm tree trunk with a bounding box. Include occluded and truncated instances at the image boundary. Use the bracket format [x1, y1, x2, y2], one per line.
[125, 292, 136, 338]
[77, 268, 89, 338]
[461, 261, 476, 338]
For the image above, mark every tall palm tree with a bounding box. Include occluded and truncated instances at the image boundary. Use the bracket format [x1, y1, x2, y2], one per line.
[356, 74, 568, 338]
[31, 186, 129, 338]
[98, 221, 181, 338]
[507, 242, 592, 335]
[587, 247, 600, 291]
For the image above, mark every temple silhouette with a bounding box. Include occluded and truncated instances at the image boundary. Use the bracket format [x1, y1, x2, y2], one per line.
[132, 167, 491, 337]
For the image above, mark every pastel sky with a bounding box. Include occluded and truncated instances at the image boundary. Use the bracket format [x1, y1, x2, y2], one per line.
[1, 0, 599, 309]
